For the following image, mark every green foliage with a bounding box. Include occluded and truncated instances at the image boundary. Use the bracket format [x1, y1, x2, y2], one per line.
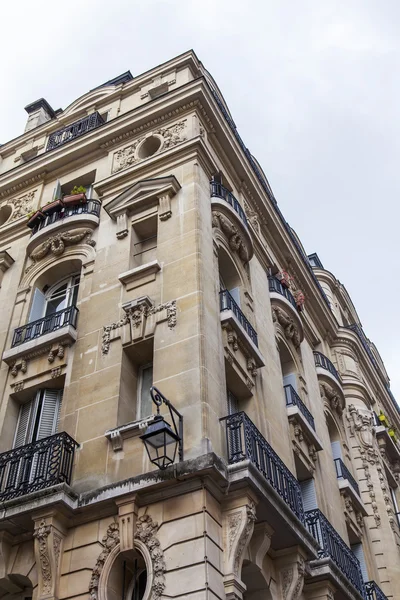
[70, 185, 86, 195]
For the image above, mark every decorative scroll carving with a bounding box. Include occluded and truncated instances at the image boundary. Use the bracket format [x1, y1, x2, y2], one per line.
[134, 515, 166, 600]
[112, 121, 187, 173]
[319, 382, 343, 416]
[279, 557, 305, 600]
[34, 520, 52, 595]
[212, 211, 250, 264]
[377, 461, 396, 530]
[223, 501, 257, 579]
[102, 300, 177, 355]
[221, 322, 259, 387]
[89, 522, 120, 600]
[28, 228, 95, 265]
[8, 189, 36, 222]
[33, 516, 65, 600]
[271, 306, 300, 348]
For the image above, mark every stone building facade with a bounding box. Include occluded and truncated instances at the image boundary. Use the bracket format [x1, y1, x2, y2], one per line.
[0, 51, 398, 600]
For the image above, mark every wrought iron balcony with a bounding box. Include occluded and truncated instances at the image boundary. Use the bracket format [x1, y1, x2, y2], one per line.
[334, 457, 360, 496]
[210, 181, 248, 229]
[365, 581, 388, 600]
[30, 199, 101, 235]
[12, 306, 79, 347]
[313, 351, 340, 383]
[221, 411, 304, 520]
[305, 509, 365, 596]
[47, 112, 105, 151]
[268, 276, 297, 311]
[284, 385, 316, 431]
[0, 432, 78, 501]
[220, 289, 258, 347]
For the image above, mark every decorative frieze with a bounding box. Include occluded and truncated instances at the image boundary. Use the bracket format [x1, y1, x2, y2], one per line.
[28, 228, 96, 266]
[8, 189, 37, 222]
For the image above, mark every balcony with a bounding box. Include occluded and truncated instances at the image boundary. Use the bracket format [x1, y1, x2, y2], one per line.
[268, 276, 304, 346]
[30, 199, 101, 236]
[305, 509, 365, 597]
[221, 411, 304, 521]
[210, 182, 253, 261]
[314, 351, 341, 384]
[268, 276, 297, 310]
[47, 112, 105, 151]
[365, 581, 389, 600]
[334, 457, 360, 496]
[3, 306, 78, 366]
[284, 384, 315, 431]
[220, 290, 258, 346]
[0, 432, 78, 501]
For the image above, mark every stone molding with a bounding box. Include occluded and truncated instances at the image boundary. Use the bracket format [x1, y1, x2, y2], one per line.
[33, 514, 66, 600]
[212, 210, 251, 264]
[272, 305, 301, 348]
[89, 522, 120, 600]
[27, 228, 96, 269]
[0, 251, 14, 283]
[319, 382, 344, 416]
[223, 500, 257, 582]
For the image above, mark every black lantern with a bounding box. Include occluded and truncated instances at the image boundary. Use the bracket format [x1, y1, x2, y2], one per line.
[140, 387, 183, 470]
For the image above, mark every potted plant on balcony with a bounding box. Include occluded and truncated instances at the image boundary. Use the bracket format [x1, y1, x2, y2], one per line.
[293, 289, 305, 312]
[26, 209, 45, 229]
[378, 411, 390, 428]
[388, 427, 398, 443]
[62, 186, 87, 207]
[277, 271, 292, 288]
[41, 198, 64, 216]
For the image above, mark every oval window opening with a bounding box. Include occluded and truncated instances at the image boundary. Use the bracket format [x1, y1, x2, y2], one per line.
[107, 548, 148, 600]
[138, 136, 162, 159]
[0, 205, 12, 227]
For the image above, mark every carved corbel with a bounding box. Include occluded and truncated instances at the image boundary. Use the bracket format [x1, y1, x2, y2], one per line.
[222, 499, 257, 600]
[276, 549, 306, 600]
[158, 193, 172, 221]
[116, 212, 128, 239]
[247, 522, 274, 571]
[33, 513, 66, 600]
[116, 494, 138, 552]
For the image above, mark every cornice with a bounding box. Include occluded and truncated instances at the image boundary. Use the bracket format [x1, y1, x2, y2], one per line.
[0, 172, 46, 199]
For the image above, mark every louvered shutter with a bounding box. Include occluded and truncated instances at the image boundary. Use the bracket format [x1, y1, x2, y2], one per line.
[351, 543, 369, 582]
[13, 401, 34, 448]
[300, 479, 318, 512]
[28, 288, 46, 323]
[227, 390, 239, 415]
[331, 441, 342, 460]
[36, 389, 62, 439]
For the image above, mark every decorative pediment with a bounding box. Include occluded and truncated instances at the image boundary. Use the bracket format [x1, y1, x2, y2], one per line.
[104, 176, 181, 239]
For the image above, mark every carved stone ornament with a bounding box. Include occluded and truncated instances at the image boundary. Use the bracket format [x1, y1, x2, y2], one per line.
[102, 300, 177, 355]
[28, 228, 95, 266]
[112, 120, 187, 173]
[212, 211, 250, 264]
[221, 322, 259, 386]
[279, 557, 305, 600]
[33, 517, 65, 600]
[89, 522, 120, 600]
[271, 306, 301, 348]
[223, 502, 257, 578]
[8, 189, 36, 222]
[319, 382, 343, 416]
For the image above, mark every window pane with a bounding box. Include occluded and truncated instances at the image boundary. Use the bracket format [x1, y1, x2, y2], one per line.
[140, 366, 153, 418]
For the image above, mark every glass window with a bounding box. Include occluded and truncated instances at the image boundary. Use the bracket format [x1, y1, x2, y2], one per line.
[138, 365, 153, 418]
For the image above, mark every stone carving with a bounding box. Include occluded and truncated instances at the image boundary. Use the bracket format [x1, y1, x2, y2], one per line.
[280, 558, 305, 600]
[11, 359, 27, 378]
[48, 342, 66, 363]
[8, 189, 36, 222]
[13, 381, 24, 393]
[233, 502, 257, 574]
[33, 520, 52, 595]
[89, 522, 120, 600]
[112, 121, 187, 173]
[319, 382, 343, 416]
[134, 514, 166, 600]
[102, 300, 177, 355]
[51, 366, 62, 379]
[221, 322, 259, 386]
[348, 405, 375, 459]
[212, 211, 250, 264]
[377, 462, 396, 530]
[28, 228, 95, 265]
[228, 512, 242, 553]
[271, 306, 301, 348]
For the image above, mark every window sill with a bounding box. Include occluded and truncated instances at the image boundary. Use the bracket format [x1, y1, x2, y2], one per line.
[105, 415, 155, 451]
[118, 260, 161, 291]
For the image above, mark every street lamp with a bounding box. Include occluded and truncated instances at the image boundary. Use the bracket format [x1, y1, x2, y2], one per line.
[140, 387, 183, 470]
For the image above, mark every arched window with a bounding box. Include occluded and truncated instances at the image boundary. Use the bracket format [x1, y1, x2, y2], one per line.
[218, 246, 242, 306]
[28, 274, 80, 322]
[106, 548, 148, 600]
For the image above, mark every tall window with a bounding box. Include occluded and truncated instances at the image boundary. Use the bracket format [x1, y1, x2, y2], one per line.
[29, 274, 80, 322]
[14, 389, 63, 448]
[137, 364, 153, 419]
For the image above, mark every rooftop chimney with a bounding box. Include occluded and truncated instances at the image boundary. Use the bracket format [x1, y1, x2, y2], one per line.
[24, 98, 56, 132]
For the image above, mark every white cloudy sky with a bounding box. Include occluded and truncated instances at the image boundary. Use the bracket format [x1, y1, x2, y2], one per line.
[1, 1, 399, 398]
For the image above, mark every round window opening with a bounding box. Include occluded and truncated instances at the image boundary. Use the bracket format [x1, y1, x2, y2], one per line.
[0, 205, 12, 227]
[107, 549, 148, 600]
[137, 136, 162, 160]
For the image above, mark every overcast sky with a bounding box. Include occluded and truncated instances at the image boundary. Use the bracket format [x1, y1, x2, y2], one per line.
[1, 1, 399, 400]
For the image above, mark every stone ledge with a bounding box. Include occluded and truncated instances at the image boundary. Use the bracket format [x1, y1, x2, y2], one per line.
[2, 325, 77, 366]
[118, 260, 161, 291]
[105, 415, 156, 451]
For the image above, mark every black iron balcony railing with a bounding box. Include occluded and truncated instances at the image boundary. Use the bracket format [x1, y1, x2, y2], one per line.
[221, 411, 304, 520]
[305, 509, 365, 596]
[47, 112, 105, 151]
[31, 199, 101, 235]
[284, 384, 316, 431]
[313, 351, 341, 383]
[0, 432, 78, 501]
[365, 581, 388, 600]
[12, 306, 79, 348]
[334, 458, 360, 496]
[268, 276, 297, 311]
[210, 181, 248, 229]
[219, 289, 258, 347]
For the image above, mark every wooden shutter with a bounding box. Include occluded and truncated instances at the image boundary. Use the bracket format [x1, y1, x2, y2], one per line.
[36, 389, 62, 440]
[351, 543, 369, 582]
[227, 390, 239, 415]
[300, 479, 318, 512]
[13, 401, 34, 448]
[28, 288, 46, 323]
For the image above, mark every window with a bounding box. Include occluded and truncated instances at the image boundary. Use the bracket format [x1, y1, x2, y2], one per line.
[137, 364, 153, 419]
[299, 478, 318, 512]
[29, 274, 80, 323]
[14, 389, 63, 448]
[227, 389, 239, 415]
[351, 542, 368, 582]
[132, 216, 158, 268]
[390, 486, 400, 527]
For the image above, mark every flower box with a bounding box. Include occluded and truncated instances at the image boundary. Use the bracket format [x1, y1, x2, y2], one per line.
[277, 271, 292, 288]
[41, 199, 64, 216]
[26, 210, 45, 229]
[294, 290, 305, 312]
[379, 413, 390, 428]
[388, 428, 397, 443]
[62, 193, 87, 207]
